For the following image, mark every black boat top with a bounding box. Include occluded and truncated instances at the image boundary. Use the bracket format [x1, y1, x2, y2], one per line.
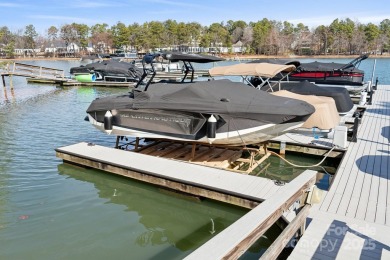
[136, 51, 226, 89]
[297, 61, 365, 73]
[249, 54, 368, 73]
[70, 59, 143, 78]
[87, 79, 315, 120]
[275, 80, 354, 113]
[161, 51, 225, 63]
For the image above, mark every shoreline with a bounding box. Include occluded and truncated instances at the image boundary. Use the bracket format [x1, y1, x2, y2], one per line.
[1, 53, 390, 62]
[221, 54, 390, 60]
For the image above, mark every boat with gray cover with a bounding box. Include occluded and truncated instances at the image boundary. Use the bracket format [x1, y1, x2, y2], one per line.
[86, 79, 315, 146]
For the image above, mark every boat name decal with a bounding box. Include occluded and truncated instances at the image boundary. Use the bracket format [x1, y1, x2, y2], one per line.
[120, 114, 192, 127]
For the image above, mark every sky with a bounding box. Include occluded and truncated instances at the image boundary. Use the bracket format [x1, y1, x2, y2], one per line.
[1, 0, 389, 35]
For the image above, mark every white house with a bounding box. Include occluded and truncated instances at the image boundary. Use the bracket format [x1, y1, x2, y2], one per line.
[232, 41, 246, 53]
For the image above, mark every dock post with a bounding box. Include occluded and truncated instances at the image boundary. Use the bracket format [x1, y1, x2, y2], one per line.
[373, 77, 378, 90]
[115, 136, 120, 148]
[280, 141, 286, 155]
[351, 112, 360, 142]
[368, 90, 373, 105]
[191, 143, 196, 160]
[1, 75, 6, 88]
[10, 75, 13, 90]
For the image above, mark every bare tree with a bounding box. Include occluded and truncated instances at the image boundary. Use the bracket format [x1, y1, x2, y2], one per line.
[241, 26, 253, 53]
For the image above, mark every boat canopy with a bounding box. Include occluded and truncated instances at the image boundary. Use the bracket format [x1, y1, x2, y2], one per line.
[162, 52, 225, 63]
[208, 63, 296, 78]
[248, 58, 301, 67]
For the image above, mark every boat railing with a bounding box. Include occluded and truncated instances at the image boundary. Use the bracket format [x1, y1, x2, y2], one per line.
[339, 53, 369, 70]
[135, 53, 160, 90]
[3, 62, 65, 79]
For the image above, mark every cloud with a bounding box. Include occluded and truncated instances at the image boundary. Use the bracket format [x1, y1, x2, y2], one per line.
[144, 0, 204, 8]
[0, 2, 26, 7]
[358, 15, 389, 24]
[28, 15, 102, 24]
[69, 0, 123, 8]
[145, 9, 181, 15]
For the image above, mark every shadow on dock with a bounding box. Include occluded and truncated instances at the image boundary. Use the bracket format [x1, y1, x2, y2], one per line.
[356, 155, 389, 178]
[382, 126, 390, 143]
[364, 101, 390, 116]
[305, 220, 390, 259]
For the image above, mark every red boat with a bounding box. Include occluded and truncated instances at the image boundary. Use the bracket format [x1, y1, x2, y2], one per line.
[287, 54, 368, 86]
[249, 54, 370, 94]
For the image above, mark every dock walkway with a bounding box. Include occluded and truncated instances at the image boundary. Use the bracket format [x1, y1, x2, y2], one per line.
[56, 142, 284, 207]
[1, 62, 66, 80]
[289, 84, 390, 259]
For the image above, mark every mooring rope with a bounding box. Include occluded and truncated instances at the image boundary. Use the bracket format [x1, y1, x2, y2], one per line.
[268, 145, 337, 168]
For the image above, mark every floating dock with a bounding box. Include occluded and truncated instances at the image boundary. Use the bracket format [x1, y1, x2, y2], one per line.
[1, 62, 202, 88]
[56, 142, 285, 209]
[26, 77, 137, 88]
[185, 170, 317, 260]
[1, 62, 68, 87]
[288, 84, 390, 259]
[56, 142, 318, 259]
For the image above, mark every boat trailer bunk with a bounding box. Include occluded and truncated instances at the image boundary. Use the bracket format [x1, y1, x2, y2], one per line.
[114, 137, 271, 175]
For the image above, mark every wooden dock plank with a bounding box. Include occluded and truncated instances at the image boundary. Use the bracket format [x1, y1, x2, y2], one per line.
[319, 107, 371, 212]
[322, 85, 386, 219]
[243, 175, 273, 197]
[325, 143, 359, 214]
[384, 88, 390, 226]
[185, 170, 317, 260]
[379, 86, 390, 225]
[291, 85, 390, 259]
[288, 210, 390, 260]
[354, 111, 381, 220]
[255, 179, 285, 199]
[55, 142, 281, 203]
[321, 124, 366, 213]
[348, 88, 386, 220]
[376, 153, 388, 225]
[365, 112, 388, 223]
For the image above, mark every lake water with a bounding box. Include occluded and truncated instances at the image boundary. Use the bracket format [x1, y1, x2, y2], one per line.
[1, 57, 389, 259]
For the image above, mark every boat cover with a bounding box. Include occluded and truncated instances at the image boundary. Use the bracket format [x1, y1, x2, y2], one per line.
[297, 61, 364, 73]
[273, 81, 354, 113]
[208, 63, 296, 78]
[87, 79, 315, 121]
[248, 58, 301, 67]
[162, 52, 225, 63]
[70, 59, 143, 78]
[272, 90, 340, 129]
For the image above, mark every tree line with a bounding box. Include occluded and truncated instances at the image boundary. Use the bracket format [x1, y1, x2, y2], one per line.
[0, 18, 389, 58]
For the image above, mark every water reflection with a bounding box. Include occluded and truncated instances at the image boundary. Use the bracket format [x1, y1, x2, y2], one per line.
[254, 153, 334, 191]
[57, 164, 241, 251]
[57, 163, 280, 258]
[2, 86, 15, 103]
